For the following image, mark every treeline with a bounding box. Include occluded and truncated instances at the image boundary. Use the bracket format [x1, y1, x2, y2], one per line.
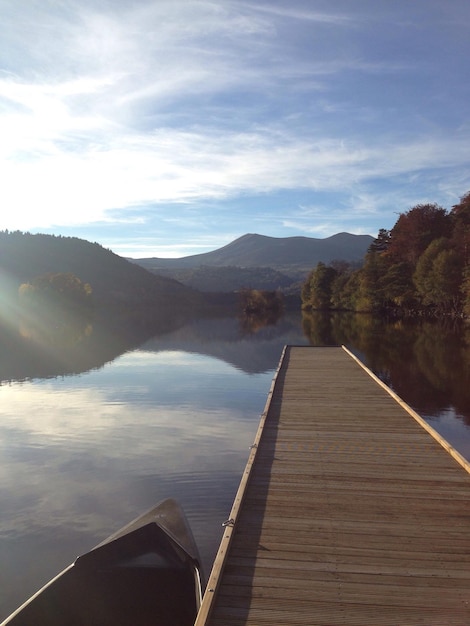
[301, 191, 470, 317]
[19, 272, 93, 312]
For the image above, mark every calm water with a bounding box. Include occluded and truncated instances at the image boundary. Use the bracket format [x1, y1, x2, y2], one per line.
[1, 309, 470, 619]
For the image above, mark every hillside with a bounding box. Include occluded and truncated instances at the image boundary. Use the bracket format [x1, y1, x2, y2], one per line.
[153, 265, 295, 293]
[134, 232, 373, 271]
[0, 231, 200, 309]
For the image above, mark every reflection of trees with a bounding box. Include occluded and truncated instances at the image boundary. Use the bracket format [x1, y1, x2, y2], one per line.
[302, 311, 391, 352]
[414, 325, 460, 393]
[4, 300, 470, 428]
[239, 308, 283, 335]
[301, 311, 470, 425]
[301, 311, 338, 345]
[19, 310, 93, 350]
[0, 303, 191, 383]
[239, 289, 284, 334]
[14, 272, 95, 355]
[447, 327, 470, 418]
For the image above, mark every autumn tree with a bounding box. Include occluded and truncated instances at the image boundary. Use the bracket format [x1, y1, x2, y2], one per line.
[19, 272, 93, 311]
[301, 262, 338, 310]
[301, 193, 470, 317]
[451, 191, 470, 226]
[461, 267, 470, 317]
[414, 238, 463, 313]
[330, 267, 357, 310]
[380, 262, 417, 309]
[239, 288, 283, 315]
[353, 252, 389, 312]
[387, 203, 452, 265]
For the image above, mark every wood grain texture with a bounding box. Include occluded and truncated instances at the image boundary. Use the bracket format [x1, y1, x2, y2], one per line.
[198, 346, 470, 625]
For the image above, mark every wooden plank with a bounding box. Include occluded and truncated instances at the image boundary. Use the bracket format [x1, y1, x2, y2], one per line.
[196, 346, 470, 625]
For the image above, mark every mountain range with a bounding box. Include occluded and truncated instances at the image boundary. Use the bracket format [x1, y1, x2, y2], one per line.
[131, 232, 373, 293]
[1, 231, 373, 309]
[133, 232, 373, 270]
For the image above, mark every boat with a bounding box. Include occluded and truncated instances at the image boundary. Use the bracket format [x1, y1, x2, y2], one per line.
[1, 498, 204, 626]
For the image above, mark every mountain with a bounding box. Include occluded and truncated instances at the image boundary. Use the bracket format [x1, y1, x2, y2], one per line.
[131, 232, 373, 294]
[133, 232, 373, 272]
[0, 231, 200, 309]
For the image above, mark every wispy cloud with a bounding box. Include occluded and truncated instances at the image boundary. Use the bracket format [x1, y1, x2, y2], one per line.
[0, 0, 469, 254]
[1, 120, 469, 231]
[239, 1, 356, 26]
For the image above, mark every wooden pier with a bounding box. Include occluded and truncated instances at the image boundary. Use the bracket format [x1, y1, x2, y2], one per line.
[195, 345, 470, 625]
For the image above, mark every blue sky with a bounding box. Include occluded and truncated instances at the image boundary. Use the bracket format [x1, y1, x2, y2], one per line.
[1, 0, 469, 258]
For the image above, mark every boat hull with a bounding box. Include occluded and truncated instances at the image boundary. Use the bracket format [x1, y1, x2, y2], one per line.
[2, 499, 203, 626]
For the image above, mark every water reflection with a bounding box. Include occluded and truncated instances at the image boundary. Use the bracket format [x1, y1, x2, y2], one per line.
[0, 355, 260, 538]
[1, 308, 470, 619]
[0, 306, 199, 382]
[139, 313, 308, 374]
[0, 348, 276, 618]
[302, 311, 470, 456]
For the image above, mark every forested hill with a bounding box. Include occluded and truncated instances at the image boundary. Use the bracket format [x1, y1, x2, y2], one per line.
[0, 231, 199, 307]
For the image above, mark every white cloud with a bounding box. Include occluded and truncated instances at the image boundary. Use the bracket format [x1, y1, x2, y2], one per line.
[0, 0, 469, 243]
[242, 2, 355, 25]
[1, 120, 469, 231]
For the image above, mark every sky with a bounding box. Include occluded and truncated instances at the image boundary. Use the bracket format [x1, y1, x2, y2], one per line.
[1, 0, 469, 258]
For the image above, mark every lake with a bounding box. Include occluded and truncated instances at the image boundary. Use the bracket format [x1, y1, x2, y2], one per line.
[1, 308, 470, 619]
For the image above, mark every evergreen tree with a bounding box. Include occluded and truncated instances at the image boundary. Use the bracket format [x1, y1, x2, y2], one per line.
[367, 228, 391, 254]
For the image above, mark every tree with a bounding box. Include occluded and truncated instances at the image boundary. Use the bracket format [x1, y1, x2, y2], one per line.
[334, 270, 362, 311]
[414, 239, 463, 313]
[451, 191, 470, 226]
[301, 262, 338, 310]
[19, 272, 93, 311]
[354, 252, 389, 312]
[330, 268, 355, 310]
[461, 266, 470, 317]
[379, 262, 416, 309]
[301, 274, 313, 308]
[431, 249, 463, 313]
[368, 228, 391, 254]
[239, 288, 283, 315]
[387, 203, 451, 265]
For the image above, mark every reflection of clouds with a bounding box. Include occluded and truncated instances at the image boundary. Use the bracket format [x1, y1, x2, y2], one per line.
[0, 351, 269, 543]
[113, 349, 193, 366]
[0, 348, 271, 616]
[425, 408, 470, 461]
